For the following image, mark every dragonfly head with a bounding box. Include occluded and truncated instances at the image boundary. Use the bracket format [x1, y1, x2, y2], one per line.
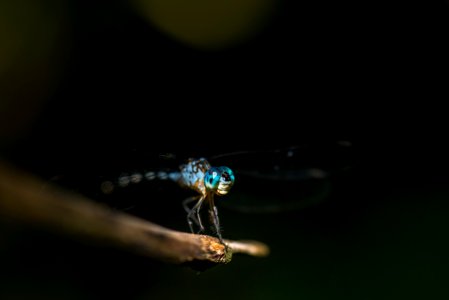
[205, 166, 235, 196]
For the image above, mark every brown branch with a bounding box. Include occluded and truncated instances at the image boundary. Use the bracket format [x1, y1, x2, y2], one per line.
[0, 160, 269, 268]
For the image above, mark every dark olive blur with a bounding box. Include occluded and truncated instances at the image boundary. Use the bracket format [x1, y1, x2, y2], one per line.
[1, 0, 449, 299]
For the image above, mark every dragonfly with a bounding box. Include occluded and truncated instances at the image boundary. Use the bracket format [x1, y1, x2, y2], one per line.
[96, 140, 354, 243]
[100, 156, 235, 244]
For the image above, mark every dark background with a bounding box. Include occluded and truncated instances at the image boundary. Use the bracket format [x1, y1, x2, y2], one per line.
[1, 0, 449, 299]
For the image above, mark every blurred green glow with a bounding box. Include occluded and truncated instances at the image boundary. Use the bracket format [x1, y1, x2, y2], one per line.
[0, 0, 67, 146]
[133, 0, 277, 49]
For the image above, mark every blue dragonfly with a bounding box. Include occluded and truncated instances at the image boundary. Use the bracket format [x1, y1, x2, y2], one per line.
[98, 140, 353, 243]
[100, 156, 235, 244]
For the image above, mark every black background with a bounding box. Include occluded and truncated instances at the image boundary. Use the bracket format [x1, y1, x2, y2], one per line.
[1, 1, 449, 299]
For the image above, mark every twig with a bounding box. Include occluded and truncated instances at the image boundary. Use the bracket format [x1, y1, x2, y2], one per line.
[0, 160, 269, 268]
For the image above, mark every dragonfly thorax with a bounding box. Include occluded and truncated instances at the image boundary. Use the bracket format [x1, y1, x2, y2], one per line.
[177, 158, 235, 197]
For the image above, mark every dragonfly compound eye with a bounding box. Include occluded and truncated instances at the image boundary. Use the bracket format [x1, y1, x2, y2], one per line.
[205, 166, 235, 196]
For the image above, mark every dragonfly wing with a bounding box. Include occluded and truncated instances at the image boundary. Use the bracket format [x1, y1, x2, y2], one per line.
[211, 141, 354, 213]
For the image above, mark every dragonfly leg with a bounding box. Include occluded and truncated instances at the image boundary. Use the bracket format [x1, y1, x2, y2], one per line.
[184, 196, 205, 234]
[210, 205, 224, 244]
[195, 199, 205, 233]
[183, 196, 200, 232]
[183, 196, 199, 215]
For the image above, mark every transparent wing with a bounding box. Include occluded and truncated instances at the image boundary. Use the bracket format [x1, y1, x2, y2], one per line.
[208, 141, 355, 213]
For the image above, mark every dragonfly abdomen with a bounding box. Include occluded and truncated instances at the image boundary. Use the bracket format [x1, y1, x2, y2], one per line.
[100, 170, 181, 194]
